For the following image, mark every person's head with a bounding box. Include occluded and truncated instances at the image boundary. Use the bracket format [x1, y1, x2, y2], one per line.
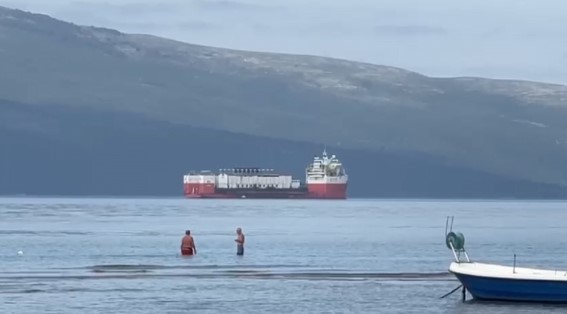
[185, 230, 191, 235]
[236, 227, 242, 234]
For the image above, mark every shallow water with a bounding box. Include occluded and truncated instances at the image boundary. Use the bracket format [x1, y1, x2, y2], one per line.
[1, 197, 567, 313]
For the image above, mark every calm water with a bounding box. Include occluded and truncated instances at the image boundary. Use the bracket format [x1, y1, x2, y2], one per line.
[1, 198, 567, 313]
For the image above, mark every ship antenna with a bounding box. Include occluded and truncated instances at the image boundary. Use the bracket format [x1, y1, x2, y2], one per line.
[322, 145, 327, 158]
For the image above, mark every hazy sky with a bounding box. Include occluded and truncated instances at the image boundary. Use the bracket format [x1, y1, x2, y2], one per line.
[1, 0, 566, 84]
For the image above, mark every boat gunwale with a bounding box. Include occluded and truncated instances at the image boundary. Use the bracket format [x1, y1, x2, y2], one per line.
[449, 262, 567, 282]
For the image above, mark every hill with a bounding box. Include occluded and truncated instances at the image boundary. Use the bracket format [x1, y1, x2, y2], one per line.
[1, 5, 566, 198]
[2, 99, 565, 198]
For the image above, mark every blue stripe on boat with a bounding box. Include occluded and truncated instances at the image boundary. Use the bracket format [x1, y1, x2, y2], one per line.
[450, 265, 567, 303]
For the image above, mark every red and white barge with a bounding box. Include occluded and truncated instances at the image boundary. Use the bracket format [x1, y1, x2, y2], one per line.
[183, 149, 348, 199]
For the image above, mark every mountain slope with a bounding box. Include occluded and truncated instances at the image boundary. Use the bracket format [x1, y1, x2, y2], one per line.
[0, 5, 567, 197]
[1, 99, 565, 198]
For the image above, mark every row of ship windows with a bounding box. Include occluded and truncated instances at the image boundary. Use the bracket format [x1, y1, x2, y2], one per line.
[226, 184, 281, 188]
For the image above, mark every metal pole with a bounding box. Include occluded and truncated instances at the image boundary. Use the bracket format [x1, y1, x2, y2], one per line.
[449, 242, 459, 262]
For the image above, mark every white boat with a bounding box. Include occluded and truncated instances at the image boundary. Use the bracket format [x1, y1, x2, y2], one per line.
[445, 216, 567, 303]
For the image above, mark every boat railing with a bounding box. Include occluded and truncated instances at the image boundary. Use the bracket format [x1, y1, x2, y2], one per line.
[445, 216, 471, 263]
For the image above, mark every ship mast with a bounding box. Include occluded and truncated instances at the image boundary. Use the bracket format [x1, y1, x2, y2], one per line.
[321, 146, 329, 165]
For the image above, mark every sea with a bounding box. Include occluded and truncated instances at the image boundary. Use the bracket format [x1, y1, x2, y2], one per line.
[1, 197, 567, 314]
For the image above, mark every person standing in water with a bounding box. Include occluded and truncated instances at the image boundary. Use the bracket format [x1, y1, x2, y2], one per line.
[235, 227, 245, 256]
[181, 230, 196, 256]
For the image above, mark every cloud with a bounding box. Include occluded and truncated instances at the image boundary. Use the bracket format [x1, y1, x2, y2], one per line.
[250, 23, 272, 33]
[373, 25, 447, 36]
[65, 1, 183, 15]
[178, 21, 220, 30]
[249, 21, 356, 37]
[108, 20, 221, 33]
[190, 0, 282, 12]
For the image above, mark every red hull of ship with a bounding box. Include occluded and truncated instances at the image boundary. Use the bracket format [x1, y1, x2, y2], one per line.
[307, 183, 347, 199]
[183, 183, 347, 199]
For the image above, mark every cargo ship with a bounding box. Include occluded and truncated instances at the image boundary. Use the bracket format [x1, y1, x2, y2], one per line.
[183, 149, 348, 199]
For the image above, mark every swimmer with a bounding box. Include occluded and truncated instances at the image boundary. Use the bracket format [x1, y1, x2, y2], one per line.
[234, 227, 245, 256]
[180, 230, 196, 256]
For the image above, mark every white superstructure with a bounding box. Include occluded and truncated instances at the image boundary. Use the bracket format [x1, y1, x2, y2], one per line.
[305, 149, 348, 185]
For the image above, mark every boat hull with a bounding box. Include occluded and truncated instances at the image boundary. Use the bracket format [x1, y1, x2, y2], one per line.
[450, 262, 567, 303]
[307, 183, 347, 199]
[183, 185, 347, 199]
[185, 189, 347, 200]
[184, 191, 346, 199]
